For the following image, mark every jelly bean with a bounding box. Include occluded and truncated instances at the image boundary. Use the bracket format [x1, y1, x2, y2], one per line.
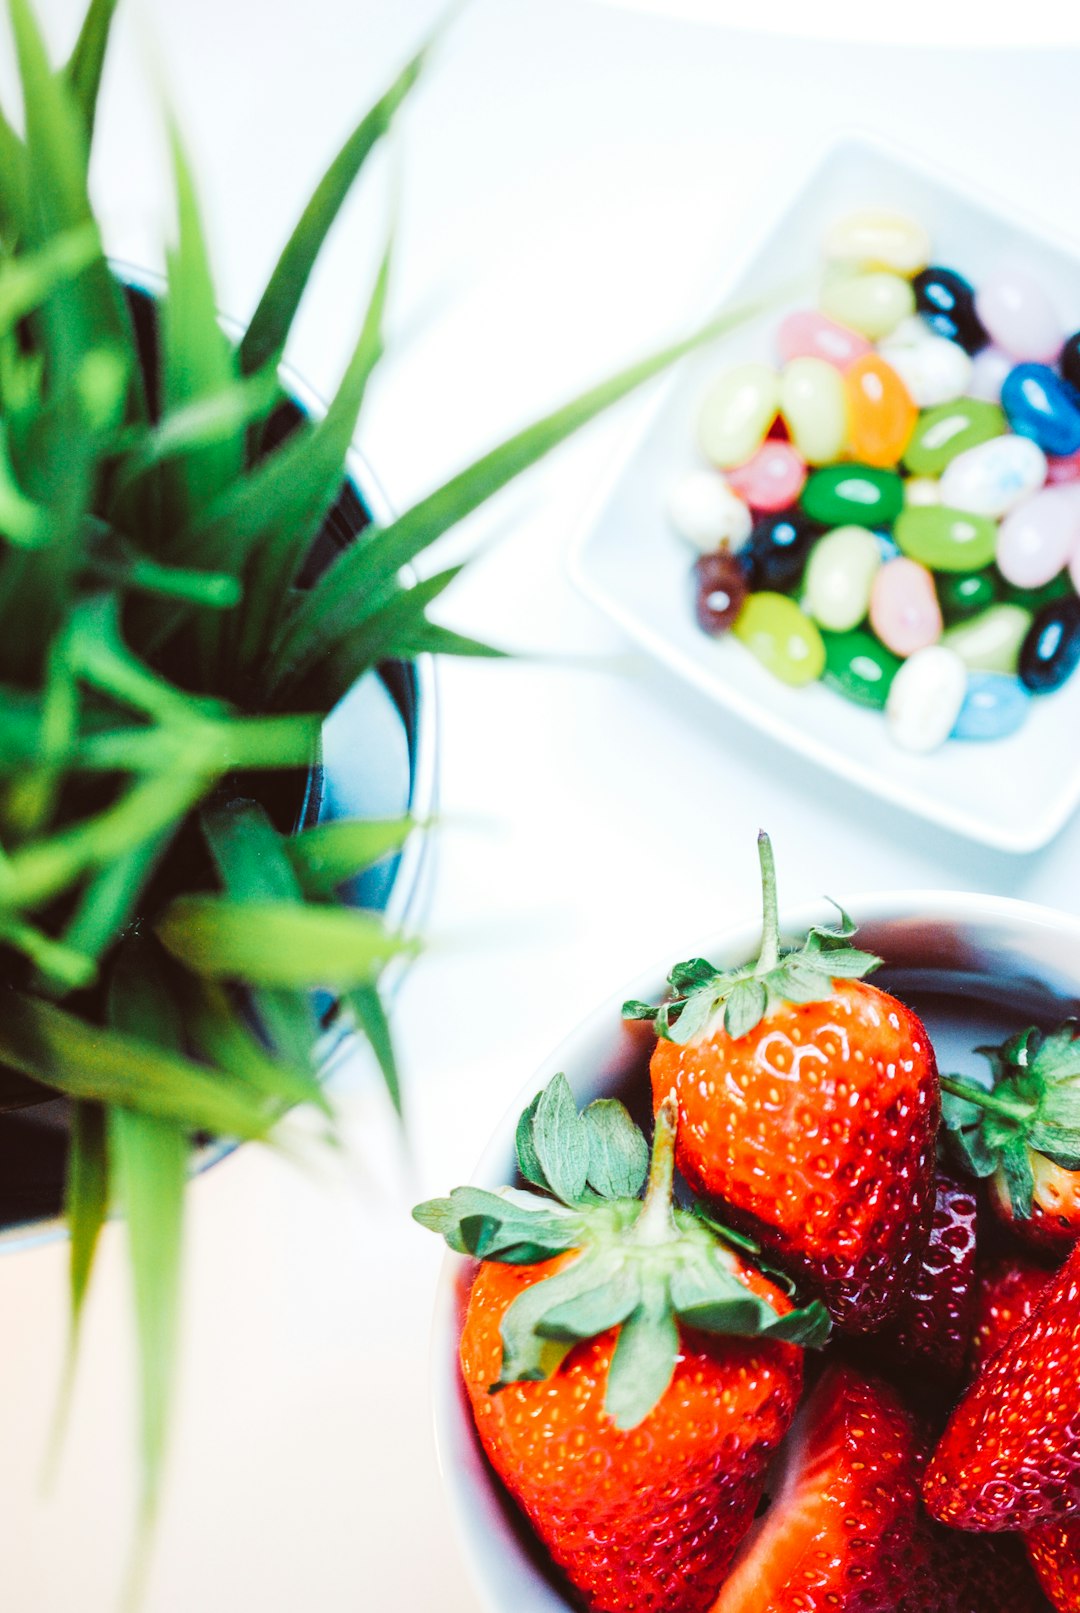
[777, 310, 872, 373]
[879, 320, 973, 408]
[886, 645, 968, 754]
[876, 531, 901, 562]
[820, 269, 915, 341]
[952, 672, 1030, 741]
[938, 434, 1047, 518]
[733, 592, 825, 686]
[727, 439, 807, 512]
[905, 476, 941, 507]
[903, 399, 1007, 476]
[976, 269, 1062, 364]
[1047, 450, 1080, 485]
[938, 569, 999, 621]
[822, 628, 901, 709]
[744, 510, 822, 593]
[698, 363, 780, 469]
[845, 353, 917, 467]
[804, 525, 881, 632]
[996, 485, 1080, 589]
[1019, 596, 1080, 693]
[824, 210, 931, 277]
[942, 604, 1032, 674]
[694, 549, 750, 634]
[968, 345, 1013, 404]
[1063, 332, 1080, 394]
[913, 267, 988, 354]
[801, 464, 904, 526]
[895, 506, 997, 572]
[869, 557, 943, 657]
[1001, 363, 1080, 458]
[779, 358, 848, 466]
[667, 469, 753, 553]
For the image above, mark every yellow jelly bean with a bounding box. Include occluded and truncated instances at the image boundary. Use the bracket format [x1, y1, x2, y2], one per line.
[698, 362, 779, 470]
[820, 269, 915, 341]
[824, 210, 931, 277]
[779, 357, 848, 466]
[845, 353, 918, 468]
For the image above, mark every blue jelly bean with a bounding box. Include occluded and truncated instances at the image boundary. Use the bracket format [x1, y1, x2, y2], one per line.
[913, 266, 988, 355]
[951, 671, 1031, 740]
[1001, 363, 1080, 457]
[875, 530, 901, 561]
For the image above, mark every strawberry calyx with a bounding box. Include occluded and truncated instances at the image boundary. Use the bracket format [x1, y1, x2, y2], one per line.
[414, 1073, 831, 1429]
[941, 1021, 1080, 1217]
[623, 831, 881, 1043]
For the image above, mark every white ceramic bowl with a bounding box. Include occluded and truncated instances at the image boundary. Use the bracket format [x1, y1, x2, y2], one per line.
[431, 891, 1080, 1613]
[568, 133, 1080, 853]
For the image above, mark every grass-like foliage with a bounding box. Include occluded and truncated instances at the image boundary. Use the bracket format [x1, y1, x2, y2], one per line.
[0, 0, 762, 1570]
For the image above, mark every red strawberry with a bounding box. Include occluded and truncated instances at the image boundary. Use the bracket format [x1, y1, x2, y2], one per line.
[877, 1170, 979, 1383]
[927, 1527, 1054, 1612]
[941, 1022, 1080, 1256]
[923, 1238, 1080, 1531]
[710, 1363, 927, 1612]
[1027, 1520, 1080, 1610]
[968, 1255, 1052, 1378]
[627, 833, 939, 1331]
[415, 1079, 826, 1613]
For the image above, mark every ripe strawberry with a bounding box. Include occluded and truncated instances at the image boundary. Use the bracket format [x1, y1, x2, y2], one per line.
[415, 1077, 827, 1613]
[1027, 1521, 1080, 1610]
[627, 833, 939, 1331]
[927, 1527, 1054, 1612]
[941, 1022, 1080, 1256]
[968, 1255, 1051, 1378]
[710, 1363, 926, 1612]
[877, 1170, 979, 1383]
[923, 1237, 1080, 1531]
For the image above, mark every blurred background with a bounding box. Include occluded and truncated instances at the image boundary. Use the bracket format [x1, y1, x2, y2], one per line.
[2, 1, 1079, 1608]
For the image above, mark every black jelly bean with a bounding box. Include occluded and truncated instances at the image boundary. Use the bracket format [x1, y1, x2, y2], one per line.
[744, 510, 822, 593]
[913, 266, 989, 355]
[694, 549, 749, 634]
[1019, 595, 1080, 693]
[1062, 331, 1080, 395]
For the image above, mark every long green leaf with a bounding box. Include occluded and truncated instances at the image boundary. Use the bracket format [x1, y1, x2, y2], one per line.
[0, 991, 278, 1138]
[275, 293, 771, 683]
[156, 896, 410, 988]
[181, 977, 331, 1119]
[65, 1099, 109, 1340]
[238, 35, 428, 375]
[348, 982, 401, 1116]
[64, 0, 121, 143]
[0, 99, 29, 245]
[285, 816, 413, 898]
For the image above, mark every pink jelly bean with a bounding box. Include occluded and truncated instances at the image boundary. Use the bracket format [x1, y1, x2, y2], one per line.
[975, 270, 1062, 364]
[777, 310, 872, 373]
[1048, 450, 1080, 485]
[726, 440, 807, 512]
[967, 345, 1013, 404]
[870, 557, 943, 657]
[997, 485, 1080, 589]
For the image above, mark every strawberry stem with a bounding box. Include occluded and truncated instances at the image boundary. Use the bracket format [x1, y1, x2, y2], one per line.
[940, 1074, 1033, 1122]
[756, 829, 780, 976]
[635, 1096, 679, 1246]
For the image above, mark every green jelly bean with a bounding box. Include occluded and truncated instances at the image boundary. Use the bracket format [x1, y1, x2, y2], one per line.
[894, 506, 997, 573]
[903, 398, 1006, 476]
[801, 465, 905, 527]
[1000, 571, 1074, 613]
[733, 592, 825, 686]
[937, 569, 999, 622]
[822, 629, 902, 709]
[942, 603, 1032, 674]
[820, 268, 915, 340]
[805, 525, 881, 632]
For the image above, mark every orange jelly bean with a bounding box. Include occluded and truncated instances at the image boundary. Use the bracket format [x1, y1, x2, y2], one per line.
[845, 354, 917, 468]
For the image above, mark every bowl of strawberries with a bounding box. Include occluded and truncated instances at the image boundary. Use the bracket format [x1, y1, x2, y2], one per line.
[418, 835, 1080, 1613]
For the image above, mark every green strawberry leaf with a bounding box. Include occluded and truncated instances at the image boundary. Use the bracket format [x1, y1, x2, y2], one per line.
[763, 1301, 833, 1348]
[581, 1099, 649, 1202]
[527, 1073, 591, 1207]
[412, 1186, 580, 1263]
[1001, 1139, 1035, 1221]
[604, 1285, 679, 1431]
[534, 1269, 641, 1343]
[496, 1253, 607, 1384]
[723, 978, 768, 1040]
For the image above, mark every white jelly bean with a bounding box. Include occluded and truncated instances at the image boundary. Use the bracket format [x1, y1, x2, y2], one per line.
[886, 645, 968, 754]
[968, 345, 1014, 404]
[698, 363, 780, 470]
[820, 269, 915, 341]
[824, 210, 931, 277]
[667, 470, 752, 554]
[878, 324, 972, 408]
[938, 435, 1048, 519]
[996, 484, 1080, 589]
[976, 270, 1062, 364]
[804, 525, 881, 632]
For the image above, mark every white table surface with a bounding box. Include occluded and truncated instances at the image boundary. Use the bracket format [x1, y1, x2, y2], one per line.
[3, 3, 1080, 1609]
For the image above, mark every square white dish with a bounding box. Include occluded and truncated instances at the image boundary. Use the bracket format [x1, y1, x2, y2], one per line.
[568, 133, 1080, 854]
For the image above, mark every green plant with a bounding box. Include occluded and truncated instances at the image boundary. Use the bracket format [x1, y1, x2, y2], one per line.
[0, 0, 762, 1576]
